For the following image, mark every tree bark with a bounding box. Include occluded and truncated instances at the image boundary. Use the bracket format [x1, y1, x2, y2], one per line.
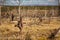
[0, 6, 1, 25]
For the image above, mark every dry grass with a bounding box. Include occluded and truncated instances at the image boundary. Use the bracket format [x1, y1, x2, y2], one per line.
[0, 18, 60, 40]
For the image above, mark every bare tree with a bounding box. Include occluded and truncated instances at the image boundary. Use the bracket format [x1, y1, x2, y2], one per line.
[15, 16, 23, 32]
[0, 6, 1, 25]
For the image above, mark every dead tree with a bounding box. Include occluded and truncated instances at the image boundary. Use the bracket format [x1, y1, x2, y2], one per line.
[39, 16, 42, 22]
[38, 14, 43, 24]
[11, 14, 14, 21]
[6, 13, 9, 18]
[0, 6, 1, 25]
[15, 16, 23, 32]
[48, 28, 60, 40]
[47, 10, 52, 24]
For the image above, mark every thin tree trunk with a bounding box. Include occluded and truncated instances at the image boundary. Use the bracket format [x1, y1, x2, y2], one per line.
[0, 6, 1, 25]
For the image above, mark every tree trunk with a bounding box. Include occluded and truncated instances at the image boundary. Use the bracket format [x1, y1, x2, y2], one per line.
[0, 6, 1, 25]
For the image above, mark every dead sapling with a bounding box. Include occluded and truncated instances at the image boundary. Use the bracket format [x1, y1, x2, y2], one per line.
[48, 28, 60, 40]
[11, 14, 14, 21]
[39, 16, 42, 24]
[15, 16, 23, 32]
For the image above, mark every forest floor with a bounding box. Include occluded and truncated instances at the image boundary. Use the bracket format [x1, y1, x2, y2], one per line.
[0, 18, 60, 40]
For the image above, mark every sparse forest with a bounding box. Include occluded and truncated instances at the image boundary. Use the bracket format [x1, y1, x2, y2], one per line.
[0, 6, 60, 40]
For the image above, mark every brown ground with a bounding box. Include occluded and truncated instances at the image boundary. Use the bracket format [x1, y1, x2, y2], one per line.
[0, 18, 60, 40]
